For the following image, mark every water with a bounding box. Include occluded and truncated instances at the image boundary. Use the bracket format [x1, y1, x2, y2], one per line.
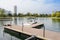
[0, 17, 60, 40]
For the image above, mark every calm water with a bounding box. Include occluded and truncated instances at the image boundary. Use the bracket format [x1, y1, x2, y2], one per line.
[0, 17, 60, 40]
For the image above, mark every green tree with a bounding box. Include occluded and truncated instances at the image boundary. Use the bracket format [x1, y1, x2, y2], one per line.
[33, 13, 39, 17]
[26, 12, 32, 16]
[0, 8, 6, 17]
[18, 13, 24, 17]
[56, 11, 60, 17]
[51, 11, 56, 17]
[8, 13, 12, 17]
[7, 11, 12, 17]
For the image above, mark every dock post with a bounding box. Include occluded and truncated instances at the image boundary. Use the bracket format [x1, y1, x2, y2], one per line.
[22, 21, 24, 32]
[11, 35, 12, 40]
[3, 31, 4, 37]
[43, 25, 45, 37]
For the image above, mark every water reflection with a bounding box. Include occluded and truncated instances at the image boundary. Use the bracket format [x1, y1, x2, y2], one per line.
[0, 17, 60, 40]
[14, 17, 17, 25]
[52, 19, 60, 22]
[52, 19, 60, 32]
[4, 28, 30, 40]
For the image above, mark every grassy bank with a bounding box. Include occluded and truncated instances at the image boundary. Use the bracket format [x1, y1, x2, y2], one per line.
[51, 17, 60, 19]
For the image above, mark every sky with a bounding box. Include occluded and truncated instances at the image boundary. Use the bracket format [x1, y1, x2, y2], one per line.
[0, 0, 60, 14]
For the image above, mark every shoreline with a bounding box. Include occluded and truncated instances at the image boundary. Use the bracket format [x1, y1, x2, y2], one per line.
[51, 17, 60, 19]
[0, 17, 60, 20]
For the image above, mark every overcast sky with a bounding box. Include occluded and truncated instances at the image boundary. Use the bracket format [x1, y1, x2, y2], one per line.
[0, 0, 60, 14]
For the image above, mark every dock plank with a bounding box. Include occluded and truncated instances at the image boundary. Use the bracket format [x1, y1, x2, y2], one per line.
[4, 25, 60, 40]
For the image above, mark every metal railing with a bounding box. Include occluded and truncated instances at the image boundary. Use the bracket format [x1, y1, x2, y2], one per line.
[25, 35, 45, 40]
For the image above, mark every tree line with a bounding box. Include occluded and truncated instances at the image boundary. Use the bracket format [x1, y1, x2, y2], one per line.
[0, 8, 60, 17]
[51, 11, 60, 17]
[0, 8, 51, 17]
[17, 12, 51, 17]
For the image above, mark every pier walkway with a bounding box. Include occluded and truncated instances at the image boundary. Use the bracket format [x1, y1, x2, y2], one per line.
[4, 24, 60, 40]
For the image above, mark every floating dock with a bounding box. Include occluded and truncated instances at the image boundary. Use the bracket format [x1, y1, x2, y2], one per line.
[4, 23, 60, 40]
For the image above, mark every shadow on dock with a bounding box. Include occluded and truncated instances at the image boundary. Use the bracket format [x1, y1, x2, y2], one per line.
[4, 28, 45, 40]
[4, 28, 31, 40]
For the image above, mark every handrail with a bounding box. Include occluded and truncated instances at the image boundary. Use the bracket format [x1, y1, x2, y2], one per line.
[25, 35, 35, 40]
[25, 35, 45, 40]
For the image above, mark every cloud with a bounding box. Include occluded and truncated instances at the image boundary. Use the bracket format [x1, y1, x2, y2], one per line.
[0, 0, 22, 13]
[0, 0, 60, 14]
[21, 0, 53, 13]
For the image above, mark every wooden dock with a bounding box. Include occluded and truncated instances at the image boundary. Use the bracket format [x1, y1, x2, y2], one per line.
[4, 24, 60, 40]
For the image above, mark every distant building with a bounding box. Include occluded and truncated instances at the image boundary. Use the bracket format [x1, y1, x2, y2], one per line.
[14, 6, 17, 15]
